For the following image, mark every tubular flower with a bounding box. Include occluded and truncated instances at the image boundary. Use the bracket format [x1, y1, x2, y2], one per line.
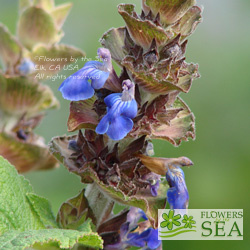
[59, 48, 112, 101]
[95, 79, 137, 140]
[105, 207, 161, 250]
[166, 165, 189, 210]
[127, 228, 160, 250]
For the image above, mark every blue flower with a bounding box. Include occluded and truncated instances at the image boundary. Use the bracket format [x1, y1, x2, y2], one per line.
[127, 228, 161, 250]
[59, 48, 112, 101]
[95, 80, 137, 140]
[166, 166, 189, 210]
[18, 58, 35, 75]
[105, 207, 161, 250]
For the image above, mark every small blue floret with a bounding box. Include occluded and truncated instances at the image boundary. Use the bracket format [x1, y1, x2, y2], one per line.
[166, 166, 189, 210]
[59, 48, 112, 101]
[95, 80, 138, 140]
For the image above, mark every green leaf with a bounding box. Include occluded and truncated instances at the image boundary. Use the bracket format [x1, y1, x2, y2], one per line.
[26, 194, 58, 228]
[0, 156, 57, 234]
[0, 23, 22, 70]
[30, 44, 85, 77]
[0, 226, 103, 249]
[17, 6, 58, 49]
[145, 0, 196, 25]
[51, 3, 73, 29]
[118, 4, 172, 49]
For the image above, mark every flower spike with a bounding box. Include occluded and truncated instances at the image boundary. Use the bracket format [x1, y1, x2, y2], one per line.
[95, 79, 138, 140]
[59, 48, 112, 101]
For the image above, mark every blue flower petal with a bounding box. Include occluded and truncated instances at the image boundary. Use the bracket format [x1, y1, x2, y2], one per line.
[59, 54, 111, 101]
[127, 233, 146, 248]
[59, 74, 94, 101]
[167, 186, 189, 209]
[121, 99, 138, 119]
[95, 114, 110, 135]
[91, 70, 110, 89]
[166, 168, 189, 209]
[106, 116, 133, 140]
[95, 80, 137, 140]
[146, 229, 161, 249]
[104, 93, 122, 107]
[127, 228, 161, 249]
[138, 209, 148, 221]
[82, 61, 110, 89]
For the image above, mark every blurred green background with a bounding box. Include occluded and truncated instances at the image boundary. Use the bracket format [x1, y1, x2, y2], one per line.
[0, 0, 249, 249]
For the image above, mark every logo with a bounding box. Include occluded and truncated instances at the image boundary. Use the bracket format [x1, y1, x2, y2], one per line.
[158, 209, 243, 240]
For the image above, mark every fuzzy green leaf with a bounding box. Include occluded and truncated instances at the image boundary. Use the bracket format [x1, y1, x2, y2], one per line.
[0, 156, 57, 234]
[0, 225, 103, 249]
[26, 194, 58, 229]
[0, 24, 22, 70]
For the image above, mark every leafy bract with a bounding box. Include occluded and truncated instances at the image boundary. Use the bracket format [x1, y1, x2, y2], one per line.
[18, 6, 58, 49]
[49, 136, 167, 228]
[118, 4, 171, 49]
[0, 24, 22, 70]
[0, 74, 59, 119]
[145, 0, 196, 25]
[51, 3, 73, 29]
[67, 97, 99, 132]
